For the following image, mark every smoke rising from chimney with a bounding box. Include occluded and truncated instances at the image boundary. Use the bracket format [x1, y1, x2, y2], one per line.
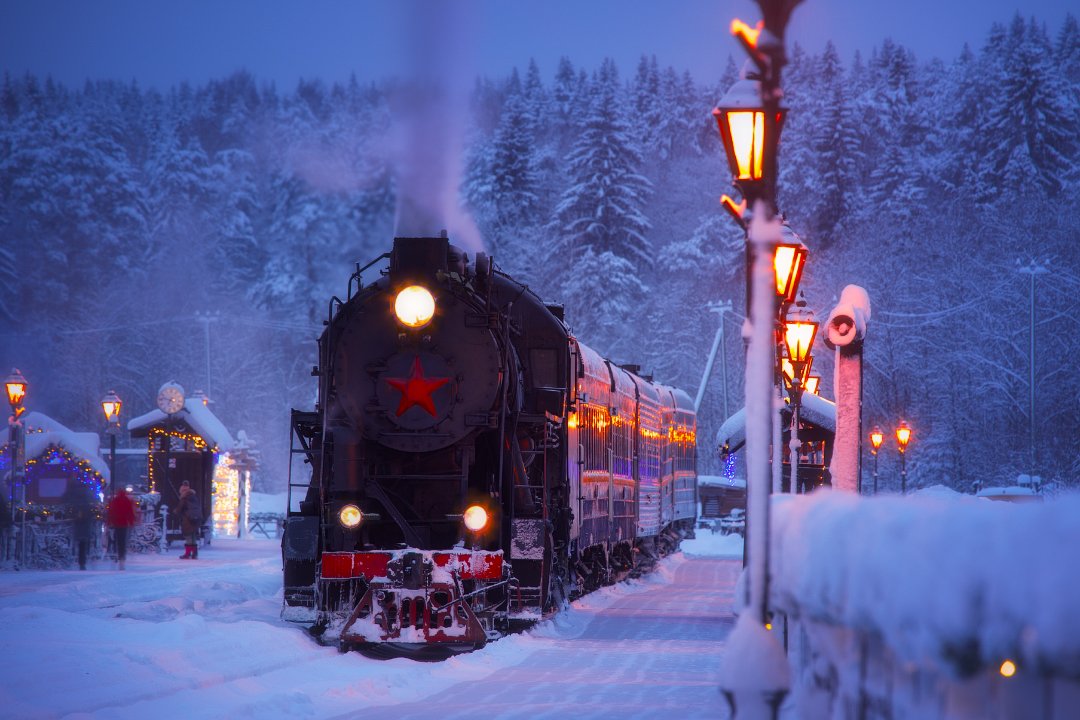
[390, 0, 484, 252]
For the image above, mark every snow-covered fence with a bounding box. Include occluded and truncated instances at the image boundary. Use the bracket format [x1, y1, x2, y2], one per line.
[768, 490, 1080, 719]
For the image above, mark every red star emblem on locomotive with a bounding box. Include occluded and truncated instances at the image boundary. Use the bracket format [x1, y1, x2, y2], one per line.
[386, 356, 450, 417]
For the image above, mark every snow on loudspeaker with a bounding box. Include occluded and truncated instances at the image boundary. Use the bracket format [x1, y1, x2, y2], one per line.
[824, 285, 871, 349]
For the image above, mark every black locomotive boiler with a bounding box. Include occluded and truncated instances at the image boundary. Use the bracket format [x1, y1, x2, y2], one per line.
[282, 235, 698, 655]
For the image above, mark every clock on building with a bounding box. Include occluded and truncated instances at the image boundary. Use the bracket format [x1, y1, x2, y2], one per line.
[156, 382, 185, 415]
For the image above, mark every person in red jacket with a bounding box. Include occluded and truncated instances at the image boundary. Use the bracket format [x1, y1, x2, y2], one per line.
[107, 488, 137, 570]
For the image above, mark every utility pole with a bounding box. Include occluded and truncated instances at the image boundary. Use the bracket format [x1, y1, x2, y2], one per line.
[694, 300, 734, 416]
[194, 311, 220, 401]
[1017, 261, 1048, 484]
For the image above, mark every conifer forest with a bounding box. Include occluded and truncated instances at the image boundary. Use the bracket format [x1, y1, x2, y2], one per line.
[1, 14, 1078, 491]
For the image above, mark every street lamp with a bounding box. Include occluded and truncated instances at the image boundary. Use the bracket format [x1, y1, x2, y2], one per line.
[783, 300, 817, 494]
[713, 77, 787, 209]
[715, 4, 801, 717]
[5, 370, 27, 415]
[5, 368, 28, 521]
[101, 391, 122, 493]
[805, 376, 820, 395]
[775, 226, 807, 305]
[896, 420, 912, 493]
[869, 426, 884, 494]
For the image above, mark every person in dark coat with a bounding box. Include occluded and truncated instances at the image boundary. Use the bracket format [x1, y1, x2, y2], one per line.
[107, 488, 137, 570]
[175, 481, 202, 559]
[71, 484, 97, 570]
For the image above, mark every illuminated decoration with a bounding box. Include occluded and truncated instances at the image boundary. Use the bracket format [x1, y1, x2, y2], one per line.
[869, 426, 884, 454]
[723, 452, 738, 482]
[394, 285, 436, 328]
[212, 456, 241, 537]
[896, 421, 912, 453]
[146, 427, 210, 492]
[668, 427, 697, 444]
[566, 411, 578, 430]
[5, 368, 27, 418]
[774, 228, 808, 303]
[804, 376, 820, 395]
[339, 504, 363, 529]
[720, 194, 747, 228]
[385, 356, 450, 417]
[731, 18, 762, 47]
[101, 390, 122, 424]
[640, 426, 664, 440]
[463, 504, 488, 532]
[999, 659, 1017, 678]
[712, 77, 786, 200]
[24, 445, 105, 496]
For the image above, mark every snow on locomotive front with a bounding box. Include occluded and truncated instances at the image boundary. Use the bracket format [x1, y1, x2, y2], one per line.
[282, 235, 569, 654]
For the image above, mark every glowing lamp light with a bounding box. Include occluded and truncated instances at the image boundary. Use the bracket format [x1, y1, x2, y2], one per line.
[101, 390, 122, 424]
[783, 308, 818, 365]
[566, 411, 578, 430]
[999, 659, 1017, 678]
[870, 426, 885, 453]
[338, 504, 363, 529]
[896, 421, 912, 453]
[463, 504, 489, 532]
[5, 368, 27, 411]
[805, 376, 820, 395]
[775, 227, 808, 303]
[394, 285, 436, 328]
[712, 78, 786, 198]
[781, 356, 813, 390]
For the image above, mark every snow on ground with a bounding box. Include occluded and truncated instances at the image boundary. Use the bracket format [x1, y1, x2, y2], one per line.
[681, 530, 743, 559]
[0, 531, 743, 719]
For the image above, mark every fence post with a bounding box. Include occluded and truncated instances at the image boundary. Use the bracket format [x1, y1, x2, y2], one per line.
[159, 504, 168, 553]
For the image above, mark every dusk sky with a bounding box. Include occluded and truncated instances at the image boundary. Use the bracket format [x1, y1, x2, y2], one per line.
[1, 0, 1073, 90]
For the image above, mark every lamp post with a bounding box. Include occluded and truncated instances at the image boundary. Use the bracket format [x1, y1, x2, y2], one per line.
[896, 420, 911, 494]
[101, 391, 122, 494]
[869, 426, 884, 494]
[5, 369, 27, 522]
[714, 4, 801, 716]
[783, 298, 817, 495]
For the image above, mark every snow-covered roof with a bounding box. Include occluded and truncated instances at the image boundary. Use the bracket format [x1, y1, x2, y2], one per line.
[977, 486, 1041, 501]
[715, 394, 837, 456]
[127, 399, 235, 451]
[18, 411, 109, 479]
[698, 474, 747, 489]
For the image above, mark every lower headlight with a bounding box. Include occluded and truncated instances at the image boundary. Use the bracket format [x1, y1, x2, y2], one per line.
[338, 504, 363, 529]
[463, 504, 488, 532]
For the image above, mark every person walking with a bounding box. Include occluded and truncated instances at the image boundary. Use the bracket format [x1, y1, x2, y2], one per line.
[71, 485, 96, 570]
[176, 481, 202, 559]
[107, 487, 136, 570]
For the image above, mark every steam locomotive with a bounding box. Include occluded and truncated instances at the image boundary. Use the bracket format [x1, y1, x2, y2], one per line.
[282, 235, 698, 656]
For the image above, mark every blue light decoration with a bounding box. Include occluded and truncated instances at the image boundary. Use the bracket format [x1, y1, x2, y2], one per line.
[24, 445, 105, 496]
[723, 452, 739, 485]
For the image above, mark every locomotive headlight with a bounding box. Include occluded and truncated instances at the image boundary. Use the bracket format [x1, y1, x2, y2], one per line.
[338, 504, 363, 529]
[463, 504, 489, 532]
[394, 285, 436, 328]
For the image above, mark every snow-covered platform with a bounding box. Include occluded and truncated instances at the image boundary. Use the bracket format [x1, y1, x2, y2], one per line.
[0, 534, 744, 719]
